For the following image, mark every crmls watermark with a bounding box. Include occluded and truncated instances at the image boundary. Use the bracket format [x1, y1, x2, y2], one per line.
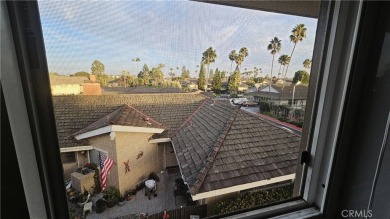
[341, 210, 373, 218]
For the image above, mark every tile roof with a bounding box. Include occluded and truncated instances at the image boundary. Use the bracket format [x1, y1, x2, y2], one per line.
[172, 102, 301, 194]
[52, 94, 206, 147]
[102, 87, 184, 94]
[50, 76, 88, 86]
[73, 105, 165, 136]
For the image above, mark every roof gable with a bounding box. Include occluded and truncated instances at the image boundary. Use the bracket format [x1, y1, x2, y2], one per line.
[73, 104, 165, 137]
[53, 94, 206, 147]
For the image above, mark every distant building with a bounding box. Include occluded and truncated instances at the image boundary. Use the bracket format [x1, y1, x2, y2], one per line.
[49, 75, 88, 95]
[50, 75, 101, 96]
[252, 84, 308, 109]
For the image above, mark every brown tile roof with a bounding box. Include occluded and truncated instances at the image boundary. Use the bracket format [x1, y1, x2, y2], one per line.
[52, 94, 206, 147]
[73, 105, 165, 136]
[172, 102, 301, 194]
[102, 87, 183, 94]
[50, 76, 88, 86]
[252, 84, 308, 100]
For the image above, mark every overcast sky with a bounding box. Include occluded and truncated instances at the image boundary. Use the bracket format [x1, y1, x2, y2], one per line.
[38, 1, 318, 78]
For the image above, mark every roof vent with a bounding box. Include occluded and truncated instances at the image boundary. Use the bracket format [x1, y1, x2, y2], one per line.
[144, 116, 152, 125]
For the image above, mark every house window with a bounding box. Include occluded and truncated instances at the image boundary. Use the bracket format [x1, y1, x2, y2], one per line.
[62, 152, 76, 163]
[3, 2, 368, 217]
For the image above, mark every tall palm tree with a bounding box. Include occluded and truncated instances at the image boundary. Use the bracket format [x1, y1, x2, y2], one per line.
[202, 47, 217, 85]
[229, 50, 237, 74]
[238, 47, 249, 70]
[132, 58, 141, 73]
[279, 55, 290, 79]
[267, 37, 282, 108]
[303, 59, 311, 71]
[283, 24, 307, 89]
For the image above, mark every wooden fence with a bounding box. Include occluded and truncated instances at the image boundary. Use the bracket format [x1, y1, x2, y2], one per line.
[147, 204, 207, 219]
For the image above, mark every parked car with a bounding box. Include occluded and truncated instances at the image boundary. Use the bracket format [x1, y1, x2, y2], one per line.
[241, 101, 259, 107]
[231, 98, 248, 105]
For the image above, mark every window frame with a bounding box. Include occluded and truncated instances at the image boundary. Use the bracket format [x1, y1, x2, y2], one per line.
[0, 0, 364, 218]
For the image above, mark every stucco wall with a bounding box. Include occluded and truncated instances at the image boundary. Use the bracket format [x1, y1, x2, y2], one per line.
[51, 84, 82, 95]
[89, 134, 120, 190]
[115, 132, 163, 195]
[62, 162, 78, 180]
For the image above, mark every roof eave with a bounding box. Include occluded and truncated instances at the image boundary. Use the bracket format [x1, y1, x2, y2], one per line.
[74, 125, 165, 140]
[191, 174, 295, 201]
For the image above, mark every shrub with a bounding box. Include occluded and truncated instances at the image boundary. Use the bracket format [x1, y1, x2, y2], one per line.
[211, 184, 293, 215]
[96, 199, 107, 213]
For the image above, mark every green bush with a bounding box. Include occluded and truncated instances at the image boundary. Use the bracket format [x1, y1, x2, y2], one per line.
[211, 184, 293, 215]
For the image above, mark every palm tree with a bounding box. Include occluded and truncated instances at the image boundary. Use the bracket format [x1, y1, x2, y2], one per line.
[303, 59, 311, 71]
[132, 58, 141, 73]
[267, 37, 282, 108]
[229, 50, 237, 74]
[283, 24, 307, 89]
[238, 47, 249, 70]
[202, 47, 217, 86]
[202, 47, 217, 77]
[278, 55, 290, 79]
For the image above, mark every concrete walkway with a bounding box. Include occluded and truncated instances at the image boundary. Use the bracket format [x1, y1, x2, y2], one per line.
[87, 172, 186, 219]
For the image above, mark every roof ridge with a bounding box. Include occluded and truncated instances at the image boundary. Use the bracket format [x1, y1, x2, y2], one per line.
[125, 104, 167, 129]
[110, 105, 128, 124]
[188, 105, 241, 195]
[170, 98, 209, 137]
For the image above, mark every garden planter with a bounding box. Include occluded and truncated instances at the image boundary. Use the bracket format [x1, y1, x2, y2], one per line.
[96, 199, 107, 213]
[106, 198, 118, 208]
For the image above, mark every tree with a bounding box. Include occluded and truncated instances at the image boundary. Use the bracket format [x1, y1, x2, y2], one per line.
[209, 69, 214, 79]
[267, 37, 282, 107]
[150, 66, 164, 85]
[121, 70, 129, 87]
[212, 68, 222, 92]
[91, 60, 107, 86]
[202, 47, 217, 79]
[283, 24, 307, 88]
[293, 70, 310, 84]
[238, 47, 249, 70]
[91, 60, 105, 76]
[181, 65, 190, 80]
[303, 59, 311, 71]
[197, 62, 206, 91]
[229, 50, 237, 73]
[221, 71, 227, 80]
[137, 64, 150, 85]
[73, 71, 90, 77]
[228, 69, 241, 93]
[278, 55, 290, 79]
[132, 58, 141, 72]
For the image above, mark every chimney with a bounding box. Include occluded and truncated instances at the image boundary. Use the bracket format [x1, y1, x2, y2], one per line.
[89, 75, 96, 82]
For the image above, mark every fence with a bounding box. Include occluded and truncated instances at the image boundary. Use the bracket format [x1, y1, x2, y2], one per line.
[147, 204, 207, 219]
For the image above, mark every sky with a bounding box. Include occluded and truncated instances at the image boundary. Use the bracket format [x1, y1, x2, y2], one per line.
[38, 1, 318, 78]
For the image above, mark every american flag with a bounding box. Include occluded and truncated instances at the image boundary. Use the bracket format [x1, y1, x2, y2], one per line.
[99, 152, 115, 191]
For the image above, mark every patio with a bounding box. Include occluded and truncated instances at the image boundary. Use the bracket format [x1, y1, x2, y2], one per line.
[86, 171, 188, 219]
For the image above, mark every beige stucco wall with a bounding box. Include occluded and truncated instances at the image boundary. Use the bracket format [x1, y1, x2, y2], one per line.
[51, 84, 82, 95]
[62, 162, 78, 180]
[89, 134, 120, 190]
[89, 132, 163, 195]
[115, 132, 163, 195]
